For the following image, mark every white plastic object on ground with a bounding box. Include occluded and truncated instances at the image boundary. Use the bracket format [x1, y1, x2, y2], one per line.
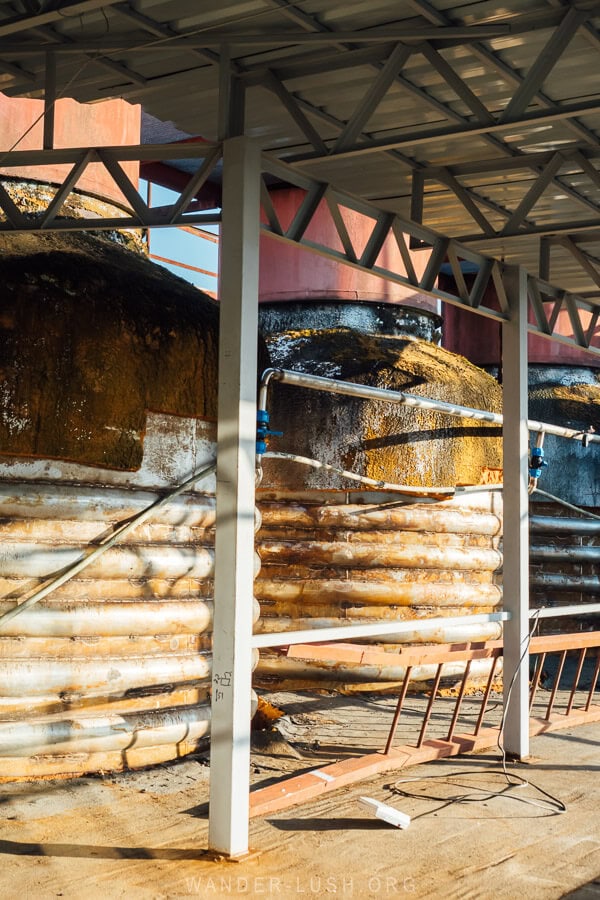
[358, 797, 411, 829]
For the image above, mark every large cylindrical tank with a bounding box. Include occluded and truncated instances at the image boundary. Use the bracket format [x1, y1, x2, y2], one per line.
[0, 92, 141, 209]
[259, 187, 436, 312]
[440, 270, 600, 619]
[254, 300, 504, 689]
[0, 220, 230, 779]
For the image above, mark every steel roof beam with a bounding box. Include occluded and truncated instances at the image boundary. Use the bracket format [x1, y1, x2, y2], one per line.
[332, 43, 413, 153]
[499, 153, 568, 235]
[0, 0, 123, 37]
[409, 0, 600, 149]
[111, 2, 221, 67]
[458, 219, 600, 243]
[434, 168, 496, 236]
[423, 148, 600, 178]
[419, 41, 494, 126]
[260, 153, 600, 355]
[0, 25, 515, 52]
[28, 22, 148, 88]
[557, 236, 600, 289]
[263, 71, 328, 154]
[499, 6, 590, 123]
[287, 99, 600, 163]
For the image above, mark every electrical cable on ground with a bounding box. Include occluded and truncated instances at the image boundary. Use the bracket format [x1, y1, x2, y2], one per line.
[386, 607, 567, 819]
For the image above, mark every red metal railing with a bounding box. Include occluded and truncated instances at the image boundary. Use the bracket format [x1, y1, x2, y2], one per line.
[249, 630, 600, 817]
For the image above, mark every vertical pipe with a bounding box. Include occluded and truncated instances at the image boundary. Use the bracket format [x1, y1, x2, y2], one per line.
[384, 665, 412, 754]
[447, 659, 472, 742]
[529, 652, 546, 711]
[474, 654, 499, 735]
[585, 653, 600, 711]
[43, 51, 56, 151]
[546, 650, 567, 718]
[566, 648, 587, 715]
[208, 135, 261, 858]
[501, 264, 530, 759]
[417, 664, 443, 748]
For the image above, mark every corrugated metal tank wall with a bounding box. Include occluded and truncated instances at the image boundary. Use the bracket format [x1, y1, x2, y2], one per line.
[254, 301, 505, 689]
[0, 220, 241, 779]
[440, 271, 600, 622]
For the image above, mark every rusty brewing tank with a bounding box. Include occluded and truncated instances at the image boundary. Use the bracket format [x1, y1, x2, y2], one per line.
[439, 269, 600, 508]
[0, 216, 268, 778]
[259, 187, 436, 311]
[253, 301, 504, 690]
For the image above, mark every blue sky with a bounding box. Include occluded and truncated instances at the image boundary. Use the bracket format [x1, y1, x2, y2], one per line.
[141, 179, 219, 296]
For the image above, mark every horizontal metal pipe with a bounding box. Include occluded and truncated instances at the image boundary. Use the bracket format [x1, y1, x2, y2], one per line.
[258, 503, 502, 534]
[0, 481, 216, 523]
[530, 546, 600, 563]
[530, 516, 600, 535]
[0, 600, 215, 636]
[0, 543, 217, 580]
[265, 451, 503, 499]
[0, 686, 211, 717]
[531, 575, 600, 592]
[258, 540, 501, 571]
[0, 544, 260, 581]
[261, 368, 600, 445]
[0, 705, 212, 757]
[0, 577, 213, 602]
[0, 634, 211, 659]
[254, 579, 502, 607]
[0, 519, 215, 545]
[0, 597, 260, 637]
[256, 617, 503, 645]
[251, 611, 510, 648]
[256, 656, 500, 684]
[530, 604, 600, 619]
[0, 654, 212, 697]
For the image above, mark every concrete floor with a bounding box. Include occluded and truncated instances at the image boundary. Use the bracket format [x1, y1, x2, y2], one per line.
[0, 694, 598, 900]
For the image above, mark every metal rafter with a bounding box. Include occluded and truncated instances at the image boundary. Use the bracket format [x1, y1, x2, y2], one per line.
[263, 71, 327, 154]
[260, 153, 600, 355]
[499, 153, 568, 235]
[408, 0, 600, 149]
[457, 219, 600, 243]
[111, 2, 221, 67]
[252, 3, 582, 239]
[555, 236, 600, 289]
[28, 22, 148, 88]
[0, 142, 222, 231]
[0, 0, 123, 37]
[419, 41, 494, 126]
[0, 26, 517, 53]
[500, 6, 590, 123]
[332, 43, 413, 153]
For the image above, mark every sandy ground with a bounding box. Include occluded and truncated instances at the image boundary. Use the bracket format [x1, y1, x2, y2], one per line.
[0, 693, 598, 900]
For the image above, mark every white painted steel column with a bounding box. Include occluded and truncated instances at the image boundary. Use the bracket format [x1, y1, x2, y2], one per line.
[209, 136, 261, 856]
[501, 265, 530, 759]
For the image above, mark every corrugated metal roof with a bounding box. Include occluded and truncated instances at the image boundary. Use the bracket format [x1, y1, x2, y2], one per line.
[0, 0, 599, 301]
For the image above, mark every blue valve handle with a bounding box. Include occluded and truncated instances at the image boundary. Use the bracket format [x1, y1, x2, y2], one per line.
[529, 445, 548, 480]
[256, 409, 283, 455]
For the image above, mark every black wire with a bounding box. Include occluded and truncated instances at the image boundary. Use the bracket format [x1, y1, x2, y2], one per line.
[387, 769, 566, 816]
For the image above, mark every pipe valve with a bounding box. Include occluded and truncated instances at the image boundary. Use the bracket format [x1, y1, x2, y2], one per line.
[529, 444, 548, 480]
[256, 409, 283, 456]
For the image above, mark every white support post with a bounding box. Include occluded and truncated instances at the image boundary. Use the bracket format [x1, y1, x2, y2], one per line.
[501, 264, 530, 759]
[208, 135, 261, 857]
